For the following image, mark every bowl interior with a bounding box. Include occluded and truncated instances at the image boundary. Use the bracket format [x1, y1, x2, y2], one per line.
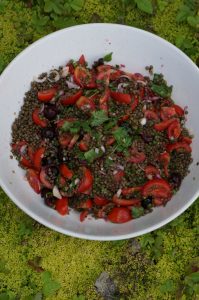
[0, 24, 199, 240]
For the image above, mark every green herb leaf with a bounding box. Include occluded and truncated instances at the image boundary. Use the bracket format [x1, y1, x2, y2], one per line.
[113, 127, 132, 150]
[42, 271, 61, 297]
[132, 207, 144, 219]
[134, 0, 153, 14]
[103, 119, 118, 133]
[91, 110, 109, 126]
[103, 52, 113, 62]
[84, 148, 102, 163]
[151, 83, 172, 98]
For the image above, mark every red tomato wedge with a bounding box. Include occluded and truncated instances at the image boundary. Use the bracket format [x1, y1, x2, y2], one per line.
[144, 110, 159, 120]
[122, 186, 142, 196]
[20, 156, 32, 168]
[59, 164, 73, 179]
[166, 142, 192, 153]
[26, 169, 41, 194]
[78, 54, 86, 66]
[180, 136, 192, 145]
[33, 147, 45, 171]
[142, 179, 171, 199]
[113, 170, 125, 183]
[56, 118, 77, 128]
[37, 88, 57, 102]
[94, 196, 109, 206]
[39, 168, 53, 189]
[55, 197, 69, 215]
[99, 89, 110, 112]
[80, 210, 89, 222]
[154, 118, 177, 131]
[78, 133, 90, 152]
[74, 66, 96, 88]
[145, 165, 160, 179]
[60, 90, 83, 105]
[173, 104, 184, 116]
[131, 95, 139, 112]
[107, 207, 132, 223]
[68, 134, 79, 150]
[77, 167, 93, 193]
[106, 137, 115, 146]
[32, 108, 47, 128]
[76, 96, 95, 111]
[160, 106, 176, 121]
[78, 199, 93, 209]
[128, 148, 146, 163]
[110, 91, 132, 104]
[58, 133, 72, 148]
[112, 195, 140, 206]
[159, 152, 170, 177]
[167, 119, 181, 140]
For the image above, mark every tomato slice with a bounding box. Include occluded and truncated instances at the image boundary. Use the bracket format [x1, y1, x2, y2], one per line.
[80, 210, 89, 222]
[118, 114, 130, 124]
[94, 196, 109, 206]
[99, 89, 110, 112]
[107, 207, 132, 223]
[112, 195, 140, 206]
[180, 136, 192, 145]
[78, 54, 86, 66]
[68, 134, 79, 150]
[60, 90, 83, 105]
[106, 137, 115, 146]
[76, 96, 95, 111]
[33, 147, 45, 171]
[77, 167, 93, 194]
[166, 142, 192, 153]
[145, 165, 160, 179]
[59, 164, 73, 179]
[173, 104, 184, 116]
[159, 152, 170, 177]
[78, 133, 90, 151]
[74, 66, 96, 88]
[58, 133, 72, 148]
[56, 117, 77, 128]
[128, 148, 146, 163]
[20, 156, 32, 168]
[167, 119, 181, 139]
[142, 179, 171, 199]
[37, 88, 57, 102]
[55, 197, 69, 215]
[131, 95, 139, 112]
[144, 110, 159, 120]
[160, 106, 176, 121]
[78, 199, 93, 209]
[26, 169, 41, 194]
[39, 168, 53, 189]
[110, 91, 132, 104]
[113, 170, 125, 183]
[32, 108, 47, 128]
[122, 186, 142, 196]
[154, 118, 177, 131]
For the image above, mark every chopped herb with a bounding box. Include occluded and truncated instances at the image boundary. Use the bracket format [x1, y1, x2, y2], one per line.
[91, 110, 109, 126]
[103, 119, 118, 133]
[103, 52, 113, 62]
[84, 148, 103, 163]
[62, 120, 91, 133]
[151, 73, 173, 98]
[132, 207, 144, 218]
[113, 127, 132, 151]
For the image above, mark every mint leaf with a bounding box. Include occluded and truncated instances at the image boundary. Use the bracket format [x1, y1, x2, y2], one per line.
[103, 52, 113, 62]
[91, 110, 109, 126]
[135, 0, 153, 14]
[132, 207, 144, 219]
[113, 127, 132, 150]
[84, 148, 102, 163]
[151, 83, 172, 98]
[42, 271, 61, 297]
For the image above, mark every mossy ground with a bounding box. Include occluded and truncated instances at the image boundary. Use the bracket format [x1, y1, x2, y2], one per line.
[0, 0, 199, 299]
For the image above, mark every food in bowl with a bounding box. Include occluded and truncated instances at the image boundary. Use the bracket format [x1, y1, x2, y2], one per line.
[11, 54, 193, 223]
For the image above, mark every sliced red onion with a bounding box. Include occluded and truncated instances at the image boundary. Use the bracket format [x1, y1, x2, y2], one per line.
[116, 189, 122, 197]
[117, 164, 124, 170]
[113, 170, 118, 175]
[58, 90, 64, 96]
[53, 185, 62, 199]
[74, 178, 80, 185]
[66, 80, 80, 89]
[40, 104, 45, 113]
[117, 82, 129, 93]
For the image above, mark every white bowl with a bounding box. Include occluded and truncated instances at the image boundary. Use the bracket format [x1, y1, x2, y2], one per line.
[0, 24, 198, 241]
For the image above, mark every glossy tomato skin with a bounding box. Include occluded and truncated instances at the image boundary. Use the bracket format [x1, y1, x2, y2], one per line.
[78, 54, 86, 66]
[112, 195, 140, 206]
[154, 118, 177, 131]
[39, 168, 53, 189]
[74, 66, 96, 88]
[166, 142, 192, 153]
[60, 90, 83, 105]
[32, 108, 47, 128]
[128, 149, 146, 163]
[37, 88, 57, 102]
[77, 167, 93, 193]
[145, 165, 160, 179]
[76, 96, 95, 111]
[142, 179, 171, 199]
[159, 152, 170, 177]
[59, 164, 73, 179]
[121, 186, 142, 196]
[144, 110, 159, 120]
[55, 197, 69, 215]
[167, 119, 181, 139]
[160, 106, 176, 120]
[99, 89, 110, 112]
[107, 207, 132, 223]
[94, 196, 109, 206]
[110, 91, 132, 104]
[172, 104, 184, 116]
[80, 210, 89, 222]
[26, 169, 41, 194]
[33, 147, 45, 171]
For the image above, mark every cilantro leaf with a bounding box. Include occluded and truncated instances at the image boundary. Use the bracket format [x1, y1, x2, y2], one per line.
[42, 271, 61, 297]
[91, 110, 109, 126]
[103, 119, 118, 133]
[132, 207, 144, 219]
[103, 52, 113, 62]
[84, 148, 102, 163]
[113, 127, 132, 150]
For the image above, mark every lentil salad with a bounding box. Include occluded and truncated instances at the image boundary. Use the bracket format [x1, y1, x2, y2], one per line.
[11, 54, 193, 223]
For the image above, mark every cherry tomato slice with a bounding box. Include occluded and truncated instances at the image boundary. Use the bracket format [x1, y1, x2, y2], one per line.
[112, 195, 140, 206]
[74, 66, 96, 88]
[144, 110, 159, 120]
[173, 104, 184, 116]
[154, 118, 177, 131]
[26, 169, 41, 194]
[78, 54, 86, 66]
[76, 96, 95, 111]
[142, 179, 171, 199]
[33, 147, 45, 171]
[78, 133, 90, 152]
[39, 168, 53, 189]
[110, 91, 132, 104]
[37, 88, 57, 102]
[55, 197, 69, 215]
[113, 170, 125, 183]
[94, 196, 109, 206]
[68, 134, 79, 150]
[166, 142, 192, 153]
[160, 106, 176, 121]
[107, 207, 132, 223]
[59, 164, 73, 179]
[145, 165, 160, 179]
[78, 199, 93, 209]
[128, 149, 146, 163]
[118, 114, 130, 124]
[122, 186, 142, 196]
[32, 108, 48, 128]
[99, 89, 110, 112]
[167, 119, 181, 140]
[159, 152, 170, 177]
[20, 156, 32, 168]
[106, 137, 115, 146]
[180, 136, 192, 145]
[131, 95, 139, 112]
[60, 90, 83, 105]
[80, 210, 89, 222]
[77, 167, 93, 194]
[58, 133, 72, 148]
